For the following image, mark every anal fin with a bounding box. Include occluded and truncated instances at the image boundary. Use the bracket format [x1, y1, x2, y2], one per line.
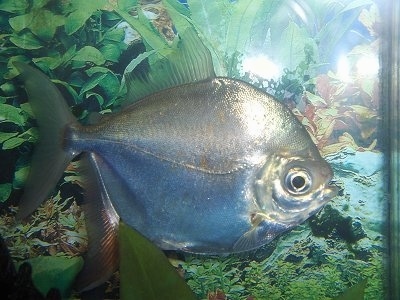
[74, 153, 120, 292]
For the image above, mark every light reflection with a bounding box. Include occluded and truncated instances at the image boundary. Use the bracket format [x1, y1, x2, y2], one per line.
[336, 54, 379, 81]
[336, 55, 351, 82]
[242, 55, 281, 80]
[242, 100, 266, 138]
[356, 55, 379, 77]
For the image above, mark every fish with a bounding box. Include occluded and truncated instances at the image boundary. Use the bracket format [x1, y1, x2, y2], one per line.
[14, 30, 337, 292]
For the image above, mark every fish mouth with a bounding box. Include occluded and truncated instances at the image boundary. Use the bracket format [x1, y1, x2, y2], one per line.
[322, 181, 339, 203]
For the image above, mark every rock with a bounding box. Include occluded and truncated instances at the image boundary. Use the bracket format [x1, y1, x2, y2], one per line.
[325, 147, 387, 237]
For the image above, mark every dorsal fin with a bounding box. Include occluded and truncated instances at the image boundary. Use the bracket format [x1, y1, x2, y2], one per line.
[122, 28, 215, 106]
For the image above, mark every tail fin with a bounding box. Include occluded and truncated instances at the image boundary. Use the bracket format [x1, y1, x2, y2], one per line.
[14, 63, 78, 219]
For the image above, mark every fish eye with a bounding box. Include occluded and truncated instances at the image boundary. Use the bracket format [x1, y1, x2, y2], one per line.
[284, 168, 312, 195]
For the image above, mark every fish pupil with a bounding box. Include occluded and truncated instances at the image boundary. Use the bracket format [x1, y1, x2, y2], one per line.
[292, 175, 306, 189]
[284, 168, 312, 194]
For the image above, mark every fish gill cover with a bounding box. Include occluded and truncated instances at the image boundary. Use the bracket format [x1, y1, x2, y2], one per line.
[0, 0, 387, 299]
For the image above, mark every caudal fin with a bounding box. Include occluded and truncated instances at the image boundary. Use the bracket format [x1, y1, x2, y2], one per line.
[14, 63, 78, 219]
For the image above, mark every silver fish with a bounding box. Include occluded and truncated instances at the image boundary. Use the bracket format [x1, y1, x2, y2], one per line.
[14, 32, 337, 291]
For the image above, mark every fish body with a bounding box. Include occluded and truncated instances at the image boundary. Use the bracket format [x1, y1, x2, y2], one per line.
[67, 77, 334, 253]
[14, 39, 336, 290]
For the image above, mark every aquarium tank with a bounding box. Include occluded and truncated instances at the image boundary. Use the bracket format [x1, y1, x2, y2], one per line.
[0, 0, 398, 299]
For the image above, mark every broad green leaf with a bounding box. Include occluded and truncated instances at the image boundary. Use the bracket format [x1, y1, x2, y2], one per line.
[18, 127, 38, 143]
[32, 0, 51, 9]
[0, 132, 18, 143]
[118, 0, 138, 11]
[115, 8, 167, 50]
[51, 80, 80, 104]
[0, 104, 25, 126]
[0, 0, 28, 13]
[9, 13, 34, 32]
[274, 21, 317, 70]
[119, 222, 197, 300]
[100, 44, 123, 62]
[72, 46, 106, 65]
[33, 54, 63, 70]
[185, 0, 230, 74]
[79, 72, 108, 96]
[103, 27, 125, 43]
[85, 66, 111, 76]
[62, 45, 77, 64]
[0, 183, 12, 203]
[99, 73, 121, 101]
[85, 92, 105, 107]
[123, 49, 157, 74]
[226, 0, 269, 56]
[9, 9, 64, 40]
[13, 165, 29, 189]
[29, 9, 65, 40]
[64, 0, 107, 35]
[19, 256, 84, 299]
[2, 137, 25, 149]
[162, 0, 192, 34]
[9, 32, 43, 50]
[0, 82, 16, 95]
[20, 103, 34, 118]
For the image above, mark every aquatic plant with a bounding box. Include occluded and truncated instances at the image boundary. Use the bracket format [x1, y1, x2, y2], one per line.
[0, 0, 387, 299]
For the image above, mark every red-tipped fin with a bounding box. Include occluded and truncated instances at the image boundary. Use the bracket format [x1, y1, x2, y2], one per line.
[74, 153, 119, 292]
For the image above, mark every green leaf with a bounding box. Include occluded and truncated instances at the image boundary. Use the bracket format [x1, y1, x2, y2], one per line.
[274, 21, 318, 70]
[0, 183, 12, 203]
[2, 137, 25, 149]
[99, 73, 120, 101]
[9, 32, 43, 50]
[100, 44, 122, 62]
[73, 46, 106, 65]
[115, 8, 167, 50]
[119, 222, 197, 300]
[20, 256, 84, 299]
[30, 9, 65, 40]
[9, 13, 34, 32]
[32, 0, 51, 9]
[0, 104, 25, 126]
[51, 80, 80, 104]
[79, 72, 108, 96]
[118, 0, 138, 11]
[20, 103, 34, 118]
[9, 9, 64, 40]
[226, 0, 267, 55]
[334, 279, 367, 300]
[0, 132, 18, 143]
[64, 0, 107, 35]
[18, 127, 38, 143]
[1, 82, 17, 95]
[85, 66, 111, 76]
[85, 92, 105, 107]
[33, 54, 63, 70]
[13, 165, 29, 189]
[0, 0, 28, 13]
[103, 27, 125, 43]
[162, 0, 191, 34]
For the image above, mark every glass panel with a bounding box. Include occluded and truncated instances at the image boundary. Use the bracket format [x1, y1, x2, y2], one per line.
[0, 0, 394, 299]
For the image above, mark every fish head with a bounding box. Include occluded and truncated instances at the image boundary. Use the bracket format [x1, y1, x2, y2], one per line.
[254, 154, 338, 227]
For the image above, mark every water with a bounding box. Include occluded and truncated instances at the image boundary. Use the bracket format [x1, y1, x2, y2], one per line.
[0, 0, 396, 299]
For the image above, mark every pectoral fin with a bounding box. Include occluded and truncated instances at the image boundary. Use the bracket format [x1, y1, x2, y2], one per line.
[233, 220, 289, 252]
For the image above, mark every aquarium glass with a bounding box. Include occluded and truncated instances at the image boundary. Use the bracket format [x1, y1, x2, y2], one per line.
[0, 0, 397, 299]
